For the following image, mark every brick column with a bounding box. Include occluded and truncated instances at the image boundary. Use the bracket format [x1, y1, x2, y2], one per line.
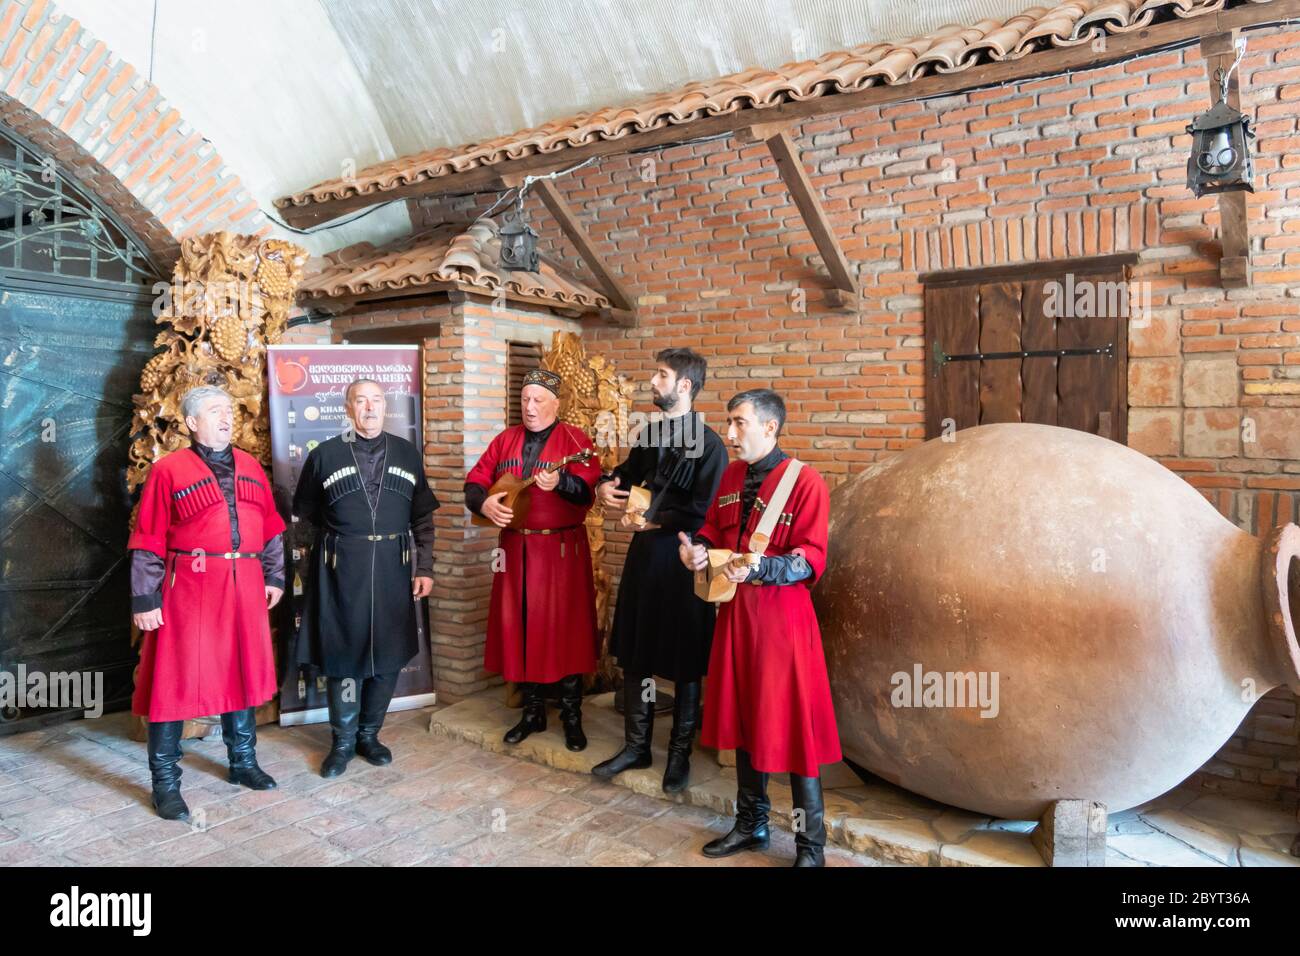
[427, 298, 584, 701]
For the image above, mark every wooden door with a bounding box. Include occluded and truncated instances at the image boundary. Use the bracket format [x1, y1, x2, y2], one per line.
[922, 255, 1134, 442]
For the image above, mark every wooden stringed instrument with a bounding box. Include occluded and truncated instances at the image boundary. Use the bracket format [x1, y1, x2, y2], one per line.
[622, 484, 653, 528]
[471, 448, 596, 529]
[694, 548, 762, 603]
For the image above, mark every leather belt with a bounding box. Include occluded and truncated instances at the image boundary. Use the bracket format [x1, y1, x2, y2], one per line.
[506, 524, 583, 557]
[323, 531, 411, 568]
[168, 548, 262, 559]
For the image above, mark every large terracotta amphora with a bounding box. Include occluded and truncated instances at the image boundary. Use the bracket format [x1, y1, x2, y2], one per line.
[815, 423, 1300, 820]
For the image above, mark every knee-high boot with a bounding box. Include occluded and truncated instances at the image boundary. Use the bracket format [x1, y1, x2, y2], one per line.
[592, 673, 654, 778]
[221, 708, 277, 790]
[662, 680, 700, 793]
[357, 671, 400, 766]
[503, 682, 546, 744]
[320, 677, 361, 778]
[701, 748, 770, 857]
[790, 772, 827, 867]
[557, 673, 587, 752]
[147, 720, 190, 822]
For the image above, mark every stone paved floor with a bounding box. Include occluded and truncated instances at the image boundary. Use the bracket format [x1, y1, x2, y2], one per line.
[0, 707, 874, 867]
[434, 691, 1300, 868]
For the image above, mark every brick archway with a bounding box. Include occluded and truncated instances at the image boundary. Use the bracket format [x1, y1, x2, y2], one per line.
[0, 0, 273, 268]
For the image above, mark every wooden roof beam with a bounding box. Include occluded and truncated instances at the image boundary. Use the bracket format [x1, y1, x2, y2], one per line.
[743, 125, 858, 307]
[276, 0, 1300, 228]
[518, 174, 637, 315]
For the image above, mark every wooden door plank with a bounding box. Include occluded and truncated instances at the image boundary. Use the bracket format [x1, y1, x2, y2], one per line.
[925, 283, 980, 439]
[1111, 267, 1130, 444]
[1056, 271, 1118, 436]
[978, 281, 1023, 424]
[1020, 278, 1058, 426]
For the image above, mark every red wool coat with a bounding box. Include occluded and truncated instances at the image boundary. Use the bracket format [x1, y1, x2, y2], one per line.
[696, 458, 842, 777]
[129, 447, 285, 722]
[466, 423, 601, 683]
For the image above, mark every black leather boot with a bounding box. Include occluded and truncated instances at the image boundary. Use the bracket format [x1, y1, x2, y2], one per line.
[557, 673, 587, 752]
[592, 673, 654, 778]
[356, 671, 399, 766]
[701, 748, 770, 857]
[503, 682, 546, 744]
[221, 708, 277, 790]
[320, 677, 361, 778]
[790, 772, 827, 867]
[662, 680, 700, 793]
[147, 720, 190, 822]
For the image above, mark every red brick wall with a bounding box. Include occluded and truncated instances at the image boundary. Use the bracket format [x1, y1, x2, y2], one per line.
[412, 26, 1300, 807]
[0, 0, 273, 266]
[425, 299, 585, 701]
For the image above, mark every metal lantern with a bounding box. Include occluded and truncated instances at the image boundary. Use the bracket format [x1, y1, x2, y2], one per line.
[1186, 100, 1255, 197]
[499, 209, 539, 272]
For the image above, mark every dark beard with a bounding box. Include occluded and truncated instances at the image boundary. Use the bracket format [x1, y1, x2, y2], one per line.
[652, 390, 679, 412]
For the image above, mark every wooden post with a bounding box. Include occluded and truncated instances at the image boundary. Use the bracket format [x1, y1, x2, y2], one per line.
[1031, 799, 1108, 866]
[1201, 31, 1252, 289]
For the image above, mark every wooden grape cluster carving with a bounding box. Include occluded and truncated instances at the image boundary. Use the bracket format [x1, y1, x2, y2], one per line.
[127, 232, 307, 494]
[541, 330, 635, 687]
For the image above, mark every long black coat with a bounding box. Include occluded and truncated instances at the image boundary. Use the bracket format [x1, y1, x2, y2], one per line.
[292, 433, 439, 678]
[607, 413, 727, 682]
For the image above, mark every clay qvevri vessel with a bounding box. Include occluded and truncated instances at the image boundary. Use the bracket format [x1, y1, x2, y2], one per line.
[815, 423, 1300, 820]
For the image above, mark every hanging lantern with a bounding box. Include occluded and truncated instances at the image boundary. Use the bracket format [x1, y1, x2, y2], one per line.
[499, 207, 539, 272]
[1186, 99, 1255, 197]
[1187, 43, 1254, 199]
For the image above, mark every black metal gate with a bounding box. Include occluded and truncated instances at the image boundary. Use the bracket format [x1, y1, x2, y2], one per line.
[0, 124, 161, 733]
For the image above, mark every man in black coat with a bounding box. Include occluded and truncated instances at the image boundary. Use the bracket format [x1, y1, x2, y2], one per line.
[292, 379, 438, 777]
[592, 347, 727, 792]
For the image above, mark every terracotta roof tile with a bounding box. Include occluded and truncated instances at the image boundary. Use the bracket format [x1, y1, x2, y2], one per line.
[278, 0, 1272, 213]
[297, 218, 610, 314]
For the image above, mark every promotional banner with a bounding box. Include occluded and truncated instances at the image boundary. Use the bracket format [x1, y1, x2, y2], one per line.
[267, 344, 436, 724]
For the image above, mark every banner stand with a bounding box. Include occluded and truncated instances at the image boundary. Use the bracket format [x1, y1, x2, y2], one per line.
[267, 343, 437, 726]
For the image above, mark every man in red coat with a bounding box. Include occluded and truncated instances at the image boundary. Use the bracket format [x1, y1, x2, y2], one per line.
[679, 387, 841, 867]
[129, 386, 285, 822]
[464, 368, 601, 751]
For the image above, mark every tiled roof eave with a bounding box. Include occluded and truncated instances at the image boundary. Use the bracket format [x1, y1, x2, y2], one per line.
[302, 272, 609, 309]
[297, 222, 612, 316]
[276, 0, 1280, 214]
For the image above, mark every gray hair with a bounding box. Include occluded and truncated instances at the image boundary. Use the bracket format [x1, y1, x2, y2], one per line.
[345, 378, 384, 403]
[728, 388, 786, 436]
[181, 385, 232, 420]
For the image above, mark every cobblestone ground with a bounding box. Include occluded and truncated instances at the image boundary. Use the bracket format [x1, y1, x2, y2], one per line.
[0, 708, 876, 867]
